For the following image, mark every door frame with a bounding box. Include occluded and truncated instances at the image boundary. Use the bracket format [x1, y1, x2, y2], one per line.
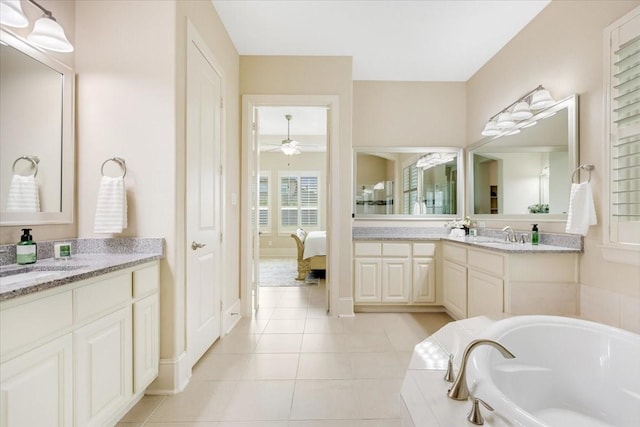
[241, 94, 339, 316]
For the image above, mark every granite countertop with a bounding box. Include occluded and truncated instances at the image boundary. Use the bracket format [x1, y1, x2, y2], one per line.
[0, 238, 164, 302]
[352, 227, 582, 253]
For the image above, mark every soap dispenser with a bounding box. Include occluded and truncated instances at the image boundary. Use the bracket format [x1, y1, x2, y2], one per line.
[16, 228, 37, 265]
[531, 224, 539, 246]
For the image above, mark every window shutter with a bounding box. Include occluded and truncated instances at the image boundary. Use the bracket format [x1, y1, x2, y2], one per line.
[259, 174, 269, 229]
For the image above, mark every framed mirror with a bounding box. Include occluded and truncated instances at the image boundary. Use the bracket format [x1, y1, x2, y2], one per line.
[353, 147, 464, 219]
[467, 94, 578, 221]
[0, 29, 74, 225]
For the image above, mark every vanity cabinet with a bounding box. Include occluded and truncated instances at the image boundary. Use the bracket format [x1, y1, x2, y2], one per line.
[0, 261, 160, 427]
[442, 242, 578, 320]
[354, 242, 436, 306]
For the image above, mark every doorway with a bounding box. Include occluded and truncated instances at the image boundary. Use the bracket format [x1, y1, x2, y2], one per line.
[241, 95, 339, 318]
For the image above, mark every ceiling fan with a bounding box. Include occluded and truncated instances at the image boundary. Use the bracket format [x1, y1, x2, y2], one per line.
[280, 114, 301, 156]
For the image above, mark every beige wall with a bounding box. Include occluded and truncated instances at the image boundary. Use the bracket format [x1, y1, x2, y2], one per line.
[353, 81, 466, 148]
[76, 0, 240, 391]
[467, 0, 640, 332]
[241, 56, 354, 310]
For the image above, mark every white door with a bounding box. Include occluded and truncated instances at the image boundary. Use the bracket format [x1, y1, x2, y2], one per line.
[186, 32, 223, 368]
[251, 108, 260, 311]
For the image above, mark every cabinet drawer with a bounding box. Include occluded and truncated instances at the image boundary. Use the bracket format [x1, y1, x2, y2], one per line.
[133, 263, 160, 298]
[354, 242, 382, 257]
[382, 243, 410, 257]
[74, 273, 131, 323]
[1, 291, 73, 359]
[443, 244, 466, 264]
[413, 243, 436, 257]
[468, 249, 504, 277]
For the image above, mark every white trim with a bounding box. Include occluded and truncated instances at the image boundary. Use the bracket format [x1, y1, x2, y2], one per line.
[223, 299, 242, 334]
[242, 95, 340, 317]
[145, 352, 191, 395]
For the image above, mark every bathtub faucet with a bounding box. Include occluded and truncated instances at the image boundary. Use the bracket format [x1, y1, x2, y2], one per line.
[447, 339, 516, 401]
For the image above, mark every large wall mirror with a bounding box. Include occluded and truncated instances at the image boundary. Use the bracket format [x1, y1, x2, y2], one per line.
[0, 30, 74, 225]
[467, 94, 578, 220]
[354, 147, 464, 219]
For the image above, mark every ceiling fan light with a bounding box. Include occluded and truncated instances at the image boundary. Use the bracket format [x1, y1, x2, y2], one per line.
[496, 112, 515, 128]
[510, 101, 533, 120]
[530, 89, 555, 109]
[481, 121, 500, 136]
[0, 0, 29, 28]
[28, 16, 74, 52]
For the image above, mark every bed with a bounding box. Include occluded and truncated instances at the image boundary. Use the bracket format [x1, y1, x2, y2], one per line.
[290, 229, 326, 280]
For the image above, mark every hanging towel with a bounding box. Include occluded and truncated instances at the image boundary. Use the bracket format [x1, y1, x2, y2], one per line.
[565, 182, 597, 236]
[6, 175, 40, 212]
[94, 176, 127, 233]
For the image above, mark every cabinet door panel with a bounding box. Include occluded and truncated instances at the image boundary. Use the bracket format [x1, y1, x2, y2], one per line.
[0, 335, 72, 427]
[412, 258, 435, 303]
[133, 294, 159, 393]
[354, 259, 382, 302]
[382, 258, 410, 303]
[468, 270, 503, 318]
[74, 306, 132, 427]
[443, 260, 467, 319]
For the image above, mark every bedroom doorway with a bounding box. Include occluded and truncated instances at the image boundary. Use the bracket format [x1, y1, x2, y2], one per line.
[241, 96, 337, 317]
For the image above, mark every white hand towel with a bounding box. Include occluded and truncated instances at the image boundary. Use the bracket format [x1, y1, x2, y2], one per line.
[6, 175, 40, 212]
[94, 176, 127, 234]
[565, 182, 597, 236]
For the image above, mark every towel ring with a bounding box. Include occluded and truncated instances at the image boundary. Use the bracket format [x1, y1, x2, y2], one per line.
[101, 157, 127, 178]
[12, 156, 40, 178]
[571, 164, 595, 184]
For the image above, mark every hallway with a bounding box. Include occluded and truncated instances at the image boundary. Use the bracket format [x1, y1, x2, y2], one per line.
[117, 283, 452, 425]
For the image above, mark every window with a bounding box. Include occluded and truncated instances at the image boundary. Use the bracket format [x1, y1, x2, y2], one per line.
[403, 164, 418, 214]
[278, 172, 319, 232]
[603, 7, 640, 264]
[259, 172, 270, 232]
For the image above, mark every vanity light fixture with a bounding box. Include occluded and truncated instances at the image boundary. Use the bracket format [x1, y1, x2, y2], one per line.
[281, 114, 301, 156]
[0, 0, 73, 52]
[481, 85, 555, 137]
[416, 152, 456, 169]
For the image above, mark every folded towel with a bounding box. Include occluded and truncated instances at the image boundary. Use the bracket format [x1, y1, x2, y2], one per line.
[94, 176, 127, 234]
[6, 174, 40, 212]
[565, 182, 597, 236]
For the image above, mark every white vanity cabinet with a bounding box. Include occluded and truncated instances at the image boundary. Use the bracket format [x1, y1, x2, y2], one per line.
[354, 241, 436, 306]
[442, 242, 578, 320]
[0, 261, 160, 427]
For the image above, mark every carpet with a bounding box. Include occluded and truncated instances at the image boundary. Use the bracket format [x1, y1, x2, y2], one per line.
[259, 258, 323, 287]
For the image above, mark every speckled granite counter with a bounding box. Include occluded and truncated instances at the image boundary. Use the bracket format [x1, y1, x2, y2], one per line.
[0, 238, 164, 302]
[352, 226, 582, 253]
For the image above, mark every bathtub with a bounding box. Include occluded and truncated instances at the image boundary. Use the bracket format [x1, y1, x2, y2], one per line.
[466, 315, 640, 427]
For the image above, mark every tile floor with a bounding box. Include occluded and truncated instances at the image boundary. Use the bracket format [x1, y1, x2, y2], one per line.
[117, 283, 453, 426]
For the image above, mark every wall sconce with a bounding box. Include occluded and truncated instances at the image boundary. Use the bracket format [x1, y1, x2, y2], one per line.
[481, 85, 555, 137]
[0, 0, 73, 52]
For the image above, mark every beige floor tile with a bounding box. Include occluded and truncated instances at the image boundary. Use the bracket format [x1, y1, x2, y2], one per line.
[244, 353, 300, 380]
[119, 395, 165, 422]
[412, 312, 453, 334]
[290, 380, 360, 420]
[228, 317, 270, 334]
[297, 353, 353, 379]
[256, 334, 303, 353]
[349, 352, 406, 379]
[358, 419, 412, 427]
[353, 379, 406, 419]
[288, 421, 359, 426]
[192, 354, 253, 381]
[220, 380, 295, 421]
[385, 331, 428, 352]
[276, 297, 310, 308]
[271, 308, 308, 319]
[264, 319, 306, 334]
[148, 381, 237, 422]
[115, 423, 143, 427]
[210, 334, 260, 354]
[143, 423, 218, 426]
[346, 333, 394, 353]
[304, 317, 344, 333]
[216, 422, 288, 427]
[300, 334, 348, 353]
[306, 307, 330, 318]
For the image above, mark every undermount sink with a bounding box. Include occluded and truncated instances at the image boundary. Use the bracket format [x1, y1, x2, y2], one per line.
[0, 270, 65, 286]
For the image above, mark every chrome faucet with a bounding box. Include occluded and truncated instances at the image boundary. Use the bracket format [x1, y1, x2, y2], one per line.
[447, 339, 515, 401]
[502, 226, 517, 243]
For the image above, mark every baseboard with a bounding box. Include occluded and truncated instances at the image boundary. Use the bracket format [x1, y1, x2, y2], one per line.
[259, 248, 296, 257]
[145, 351, 191, 395]
[355, 305, 447, 313]
[334, 296, 354, 317]
[224, 299, 242, 334]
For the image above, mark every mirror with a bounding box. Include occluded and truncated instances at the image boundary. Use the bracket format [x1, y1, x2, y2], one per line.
[354, 147, 464, 219]
[468, 94, 578, 220]
[0, 30, 74, 225]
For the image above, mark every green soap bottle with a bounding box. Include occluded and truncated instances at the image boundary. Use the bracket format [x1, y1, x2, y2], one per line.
[531, 224, 539, 246]
[16, 228, 37, 265]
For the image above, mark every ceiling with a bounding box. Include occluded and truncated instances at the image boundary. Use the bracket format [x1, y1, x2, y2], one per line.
[212, 0, 551, 82]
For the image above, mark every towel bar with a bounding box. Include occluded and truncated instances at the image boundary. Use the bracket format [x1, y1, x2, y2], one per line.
[12, 156, 40, 177]
[101, 157, 127, 178]
[571, 164, 594, 184]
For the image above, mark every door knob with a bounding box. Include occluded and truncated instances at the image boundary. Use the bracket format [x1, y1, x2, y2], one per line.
[191, 241, 207, 250]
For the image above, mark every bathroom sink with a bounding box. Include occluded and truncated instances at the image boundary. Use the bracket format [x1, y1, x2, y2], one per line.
[0, 270, 65, 286]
